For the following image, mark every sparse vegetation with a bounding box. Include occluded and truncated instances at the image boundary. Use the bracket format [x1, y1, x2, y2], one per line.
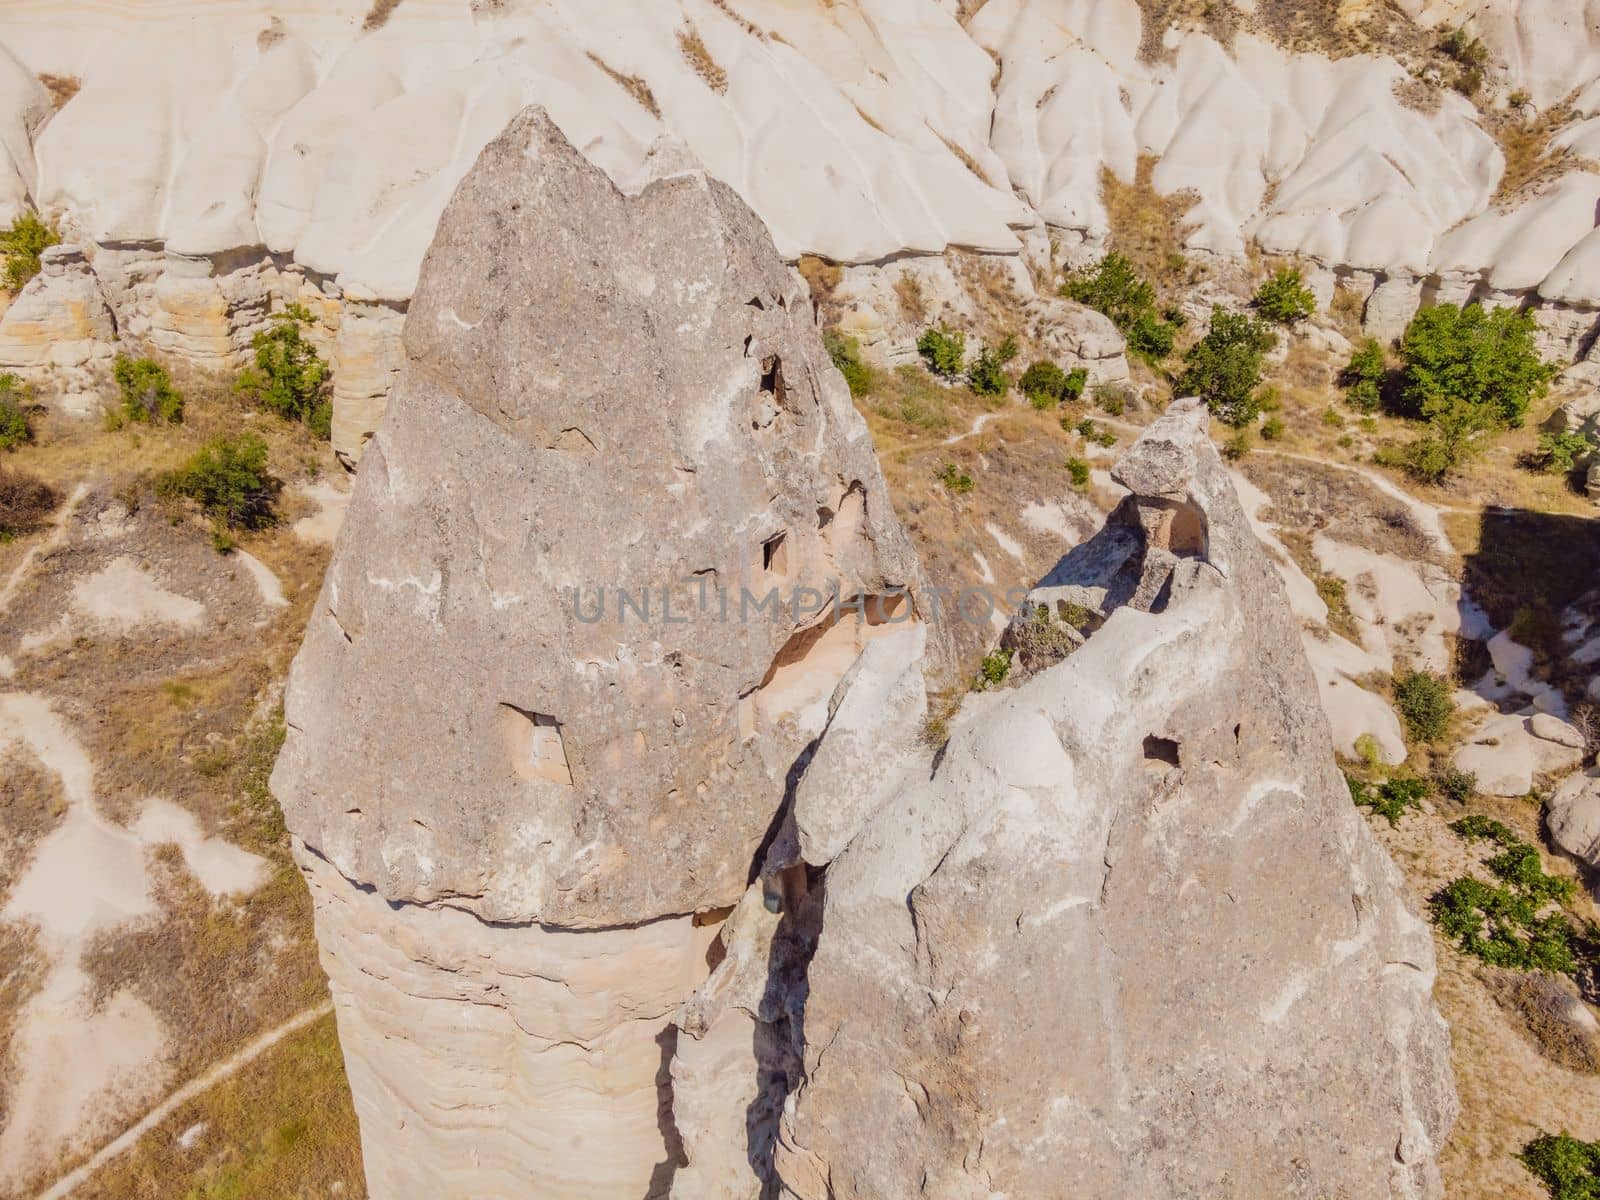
[1073, 417, 1117, 448]
[1436, 765, 1478, 803]
[1521, 1132, 1600, 1198]
[1, 211, 60, 293]
[975, 647, 1012, 690]
[586, 51, 660, 119]
[1534, 430, 1595, 476]
[824, 330, 872, 398]
[1020, 360, 1085, 409]
[1063, 252, 1177, 363]
[1342, 337, 1387, 413]
[1095, 383, 1129, 417]
[1441, 25, 1490, 97]
[236, 305, 332, 438]
[113, 355, 184, 426]
[1176, 306, 1276, 427]
[1252, 267, 1316, 325]
[1260, 414, 1286, 441]
[1347, 772, 1428, 825]
[0, 373, 32, 449]
[937, 462, 974, 494]
[158, 433, 280, 531]
[966, 335, 1018, 397]
[0, 464, 59, 536]
[1392, 667, 1454, 742]
[678, 26, 728, 92]
[1432, 817, 1579, 975]
[917, 324, 967, 378]
[1065, 456, 1090, 487]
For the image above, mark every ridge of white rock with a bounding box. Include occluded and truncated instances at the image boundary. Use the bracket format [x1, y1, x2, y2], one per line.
[3, 0, 1600, 461]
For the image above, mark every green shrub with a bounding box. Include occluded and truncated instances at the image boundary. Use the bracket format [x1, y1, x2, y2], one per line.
[1521, 1133, 1600, 1200]
[1127, 309, 1177, 363]
[1441, 25, 1488, 67]
[1536, 430, 1595, 475]
[1063, 252, 1155, 332]
[1432, 817, 1581, 975]
[1064, 456, 1090, 487]
[1176, 306, 1276, 427]
[1451, 814, 1519, 845]
[1347, 773, 1428, 826]
[157, 433, 280, 530]
[1252, 267, 1316, 325]
[1073, 417, 1116, 447]
[966, 335, 1017, 397]
[236, 304, 331, 434]
[937, 462, 974, 494]
[1019, 361, 1086, 409]
[0, 212, 60, 293]
[1322, 407, 1345, 429]
[975, 648, 1012, 690]
[1436, 766, 1477, 803]
[1095, 383, 1128, 416]
[1260, 414, 1285, 441]
[1341, 338, 1387, 412]
[0, 464, 59, 536]
[1223, 429, 1253, 460]
[916, 324, 966, 377]
[113, 355, 183, 425]
[824, 330, 872, 398]
[1392, 668, 1454, 742]
[0, 374, 31, 449]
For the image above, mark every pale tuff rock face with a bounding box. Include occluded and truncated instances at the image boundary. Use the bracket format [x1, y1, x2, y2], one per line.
[745, 401, 1459, 1199]
[271, 106, 929, 1197]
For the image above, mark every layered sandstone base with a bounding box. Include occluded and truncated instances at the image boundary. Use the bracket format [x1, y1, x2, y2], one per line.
[297, 846, 717, 1199]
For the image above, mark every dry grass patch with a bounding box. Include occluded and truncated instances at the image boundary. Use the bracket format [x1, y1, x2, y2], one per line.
[360, 0, 403, 31]
[73, 1013, 365, 1200]
[678, 27, 728, 93]
[1100, 156, 1201, 292]
[36, 74, 80, 109]
[1240, 454, 1446, 565]
[587, 52, 660, 119]
[1488, 969, 1600, 1073]
[935, 132, 993, 187]
[796, 256, 843, 325]
[1489, 103, 1587, 208]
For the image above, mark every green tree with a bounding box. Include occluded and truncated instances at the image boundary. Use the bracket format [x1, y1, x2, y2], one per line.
[0, 212, 60, 293]
[1534, 429, 1595, 475]
[966, 335, 1017, 397]
[0, 373, 31, 450]
[916, 324, 966, 377]
[157, 433, 280, 530]
[1342, 338, 1387, 412]
[1252, 267, 1316, 325]
[1126, 309, 1176, 363]
[1392, 304, 1555, 482]
[1063, 252, 1154, 330]
[1398, 303, 1554, 428]
[236, 304, 332, 437]
[1175, 306, 1276, 427]
[113, 355, 183, 424]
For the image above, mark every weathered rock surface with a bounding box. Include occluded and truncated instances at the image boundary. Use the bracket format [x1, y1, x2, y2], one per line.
[0, 242, 112, 405]
[1547, 767, 1600, 893]
[763, 401, 1457, 1199]
[271, 106, 930, 1197]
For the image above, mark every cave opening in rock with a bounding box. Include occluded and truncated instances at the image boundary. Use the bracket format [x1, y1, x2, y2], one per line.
[1142, 734, 1180, 766]
[754, 593, 910, 728]
[759, 354, 785, 405]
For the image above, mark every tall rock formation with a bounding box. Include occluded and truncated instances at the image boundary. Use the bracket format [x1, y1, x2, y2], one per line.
[759, 399, 1458, 1199]
[275, 105, 1456, 1200]
[270, 107, 928, 1198]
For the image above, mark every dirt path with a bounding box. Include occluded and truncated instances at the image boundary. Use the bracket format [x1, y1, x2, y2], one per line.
[0, 483, 87, 618]
[32, 1000, 335, 1200]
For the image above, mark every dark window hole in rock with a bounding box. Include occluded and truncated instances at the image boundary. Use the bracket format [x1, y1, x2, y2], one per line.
[1143, 734, 1180, 766]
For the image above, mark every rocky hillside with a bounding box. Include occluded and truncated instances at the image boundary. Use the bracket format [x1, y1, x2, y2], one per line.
[2, 0, 1600, 460]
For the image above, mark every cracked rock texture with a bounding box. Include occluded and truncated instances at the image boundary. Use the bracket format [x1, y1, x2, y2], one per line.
[271, 106, 928, 1198]
[762, 401, 1458, 1199]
